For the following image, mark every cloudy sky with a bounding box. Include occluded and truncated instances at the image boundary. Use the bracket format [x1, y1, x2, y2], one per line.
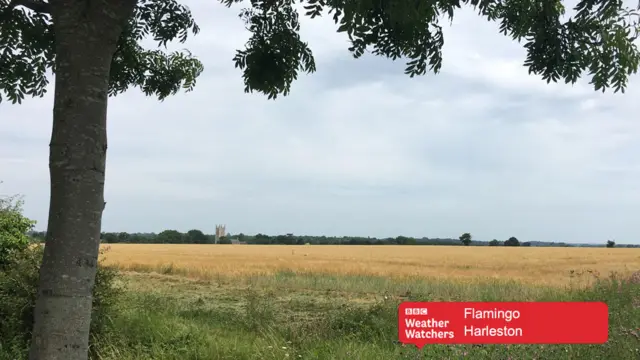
[1, 1, 639, 244]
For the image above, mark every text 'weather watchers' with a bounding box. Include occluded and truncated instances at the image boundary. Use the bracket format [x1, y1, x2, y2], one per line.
[398, 302, 608, 347]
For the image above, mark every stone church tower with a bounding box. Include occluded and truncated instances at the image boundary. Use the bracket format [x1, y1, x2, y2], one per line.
[215, 224, 226, 244]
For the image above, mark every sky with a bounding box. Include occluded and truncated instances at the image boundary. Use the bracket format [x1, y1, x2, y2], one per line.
[1, 1, 639, 244]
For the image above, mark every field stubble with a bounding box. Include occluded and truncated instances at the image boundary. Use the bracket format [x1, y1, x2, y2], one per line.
[102, 244, 640, 287]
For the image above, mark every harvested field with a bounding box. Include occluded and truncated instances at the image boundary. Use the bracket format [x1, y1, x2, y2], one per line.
[101, 244, 640, 287]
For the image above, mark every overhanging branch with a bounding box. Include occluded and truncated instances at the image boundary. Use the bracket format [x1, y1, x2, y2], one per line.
[9, 0, 51, 14]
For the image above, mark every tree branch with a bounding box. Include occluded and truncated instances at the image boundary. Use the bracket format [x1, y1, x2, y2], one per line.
[9, 0, 50, 14]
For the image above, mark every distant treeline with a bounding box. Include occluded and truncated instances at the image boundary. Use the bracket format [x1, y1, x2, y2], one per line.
[27, 230, 640, 248]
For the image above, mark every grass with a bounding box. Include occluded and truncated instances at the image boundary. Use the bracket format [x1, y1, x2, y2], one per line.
[86, 244, 640, 359]
[101, 244, 640, 287]
[90, 270, 640, 360]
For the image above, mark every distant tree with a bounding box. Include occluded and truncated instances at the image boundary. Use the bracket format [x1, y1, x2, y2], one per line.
[286, 233, 298, 245]
[29, 231, 46, 243]
[504, 237, 521, 247]
[186, 229, 207, 244]
[606, 240, 615, 248]
[127, 233, 146, 243]
[489, 239, 500, 247]
[218, 237, 232, 245]
[157, 230, 183, 244]
[275, 234, 288, 244]
[117, 232, 130, 243]
[396, 236, 416, 245]
[254, 233, 271, 244]
[459, 233, 472, 246]
[102, 232, 118, 243]
[522, 242, 532, 247]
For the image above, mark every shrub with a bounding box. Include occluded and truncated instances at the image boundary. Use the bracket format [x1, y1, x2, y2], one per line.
[0, 194, 36, 268]
[0, 191, 122, 358]
[0, 244, 122, 359]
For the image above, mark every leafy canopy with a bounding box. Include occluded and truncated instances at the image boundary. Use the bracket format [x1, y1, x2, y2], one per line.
[0, 0, 204, 103]
[1, 0, 639, 104]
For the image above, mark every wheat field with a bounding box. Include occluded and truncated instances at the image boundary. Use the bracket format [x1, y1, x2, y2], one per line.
[100, 244, 640, 287]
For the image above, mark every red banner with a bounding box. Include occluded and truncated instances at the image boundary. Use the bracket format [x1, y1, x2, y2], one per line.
[398, 301, 608, 347]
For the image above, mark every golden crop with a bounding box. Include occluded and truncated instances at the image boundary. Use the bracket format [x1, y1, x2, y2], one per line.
[101, 244, 640, 287]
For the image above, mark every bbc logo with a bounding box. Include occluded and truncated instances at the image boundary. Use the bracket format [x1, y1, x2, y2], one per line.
[405, 307, 428, 315]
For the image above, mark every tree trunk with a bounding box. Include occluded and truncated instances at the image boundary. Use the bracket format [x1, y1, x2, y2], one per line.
[28, 1, 134, 360]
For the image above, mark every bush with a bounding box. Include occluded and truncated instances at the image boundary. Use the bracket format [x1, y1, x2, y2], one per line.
[0, 244, 122, 359]
[0, 194, 36, 268]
